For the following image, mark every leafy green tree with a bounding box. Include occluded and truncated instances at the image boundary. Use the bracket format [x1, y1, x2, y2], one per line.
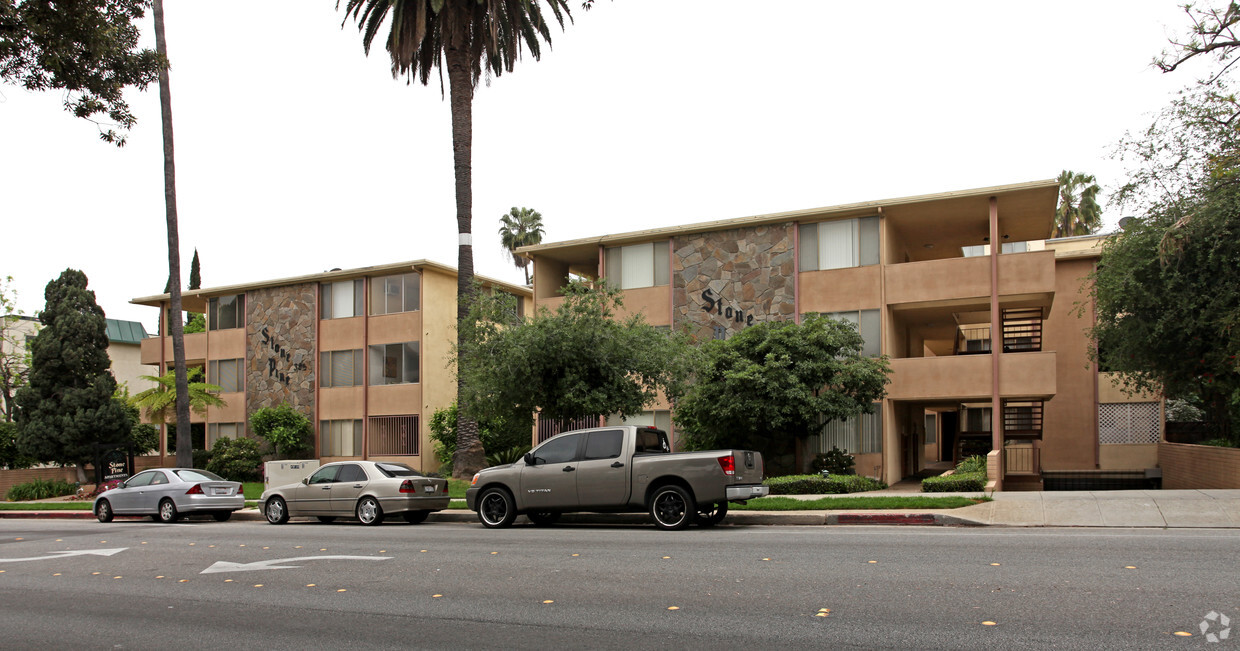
[0, 276, 35, 422]
[115, 385, 159, 455]
[205, 436, 263, 482]
[429, 402, 533, 475]
[499, 207, 545, 285]
[129, 367, 225, 425]
[339, 0, 573, 479]
[1052, 170, 1102, 238]
[0, 420, 33, 469]
[457, 280, 697, 432]
[674, 315, 891, 473]
[0, 0, 161, 145]
[13, 270, 132, 482]
[250, 405, 314, 459]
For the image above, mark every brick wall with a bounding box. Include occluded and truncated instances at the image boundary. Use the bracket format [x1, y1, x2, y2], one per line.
[1159, 442, 1240, 489]
[1, 456, 167, 497]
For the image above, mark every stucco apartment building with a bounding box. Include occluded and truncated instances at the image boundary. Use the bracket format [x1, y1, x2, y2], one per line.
[132, 261, 531, 474]
[518, 180, 1161, 490]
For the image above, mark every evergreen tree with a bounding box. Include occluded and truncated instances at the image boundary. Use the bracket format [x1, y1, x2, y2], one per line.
[188, 249, 201, 290]
[14, 270, 131, 482]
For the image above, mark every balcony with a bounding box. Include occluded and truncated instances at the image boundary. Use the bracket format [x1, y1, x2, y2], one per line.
[884, 250, 1056, 309]
[887, 351, 1057, 401]
[140, 332, 207, 365]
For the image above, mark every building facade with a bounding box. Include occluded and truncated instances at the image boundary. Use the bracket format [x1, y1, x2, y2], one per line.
[519, 180, 1161, 489]
[132, 261, 531, 473]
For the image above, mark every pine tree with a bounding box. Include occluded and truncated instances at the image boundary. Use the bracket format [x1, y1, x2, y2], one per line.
[188, 249, 201, 290]
[14, 270, 132, 482]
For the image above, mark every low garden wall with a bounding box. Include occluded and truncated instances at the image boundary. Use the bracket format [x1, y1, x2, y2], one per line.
[1, 456, 167, 498]
[1159, 442, 1240, 489]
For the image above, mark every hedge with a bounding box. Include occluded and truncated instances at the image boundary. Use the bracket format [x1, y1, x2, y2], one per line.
[921, 471, 986, 492]
[764, 474, 886, 495]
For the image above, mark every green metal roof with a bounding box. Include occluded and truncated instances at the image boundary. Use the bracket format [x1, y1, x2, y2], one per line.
[105, 319, 149, 344]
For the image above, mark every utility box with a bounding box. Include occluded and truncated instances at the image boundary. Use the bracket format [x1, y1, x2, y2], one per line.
[264, 459, 321, 490]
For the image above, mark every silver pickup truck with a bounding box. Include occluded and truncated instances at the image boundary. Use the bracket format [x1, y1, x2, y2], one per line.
[465, 425, 768, 530]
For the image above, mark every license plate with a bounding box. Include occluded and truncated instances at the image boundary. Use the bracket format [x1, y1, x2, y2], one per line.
[212, 488, 228, 495]
[423, 485, 436, 494]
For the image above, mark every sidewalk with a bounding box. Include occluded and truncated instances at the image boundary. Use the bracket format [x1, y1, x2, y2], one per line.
[4, 490, 1238, 527]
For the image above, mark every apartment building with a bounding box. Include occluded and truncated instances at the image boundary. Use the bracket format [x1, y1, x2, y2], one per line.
[132, 260, 531, 474]
[518, 180, 1161, 489]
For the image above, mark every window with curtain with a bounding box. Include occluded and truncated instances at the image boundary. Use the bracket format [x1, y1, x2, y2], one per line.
[208, 294, 245, 330]
[822, 309, 881, 357]
[368, 342, 419, 385]
[319, 349, 363, 388]
[924, 413, 937, 445]
[604, 241, 670, 290]
[320, 419, 363, 456]
[208, 358, 242, 392]
[207, 422, 243, 448]
[370, 272, 420, 315]
[813, 407, 883, 455]
[799, 217, 879, 271]
[321, 279, 364, 319]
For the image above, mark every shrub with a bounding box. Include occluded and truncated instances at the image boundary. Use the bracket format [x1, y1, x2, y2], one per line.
[810, 447, 855, 475]
[764, 473, 886, 495]
[6, 478, 78, 501]
[206, 437, 264, 482]
[922, 455, 989, 492]
[192, 448, 213, 470]
[250, 405, 314, 459]
[485, 445, 531, 467]
[429, 403, 534, 475]
[956, 455, 987, 474]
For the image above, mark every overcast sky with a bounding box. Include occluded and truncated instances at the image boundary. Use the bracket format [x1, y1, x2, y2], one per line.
[1, 0, 1205, 329]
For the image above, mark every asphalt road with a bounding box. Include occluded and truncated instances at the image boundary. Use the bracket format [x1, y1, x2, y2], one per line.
[0, 519, 1236, 650]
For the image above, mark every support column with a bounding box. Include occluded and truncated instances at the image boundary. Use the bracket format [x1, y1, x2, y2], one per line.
[989, 197, 1004, 490]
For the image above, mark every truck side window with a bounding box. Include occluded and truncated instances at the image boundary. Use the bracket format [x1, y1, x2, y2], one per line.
[583, 430, 623, 460]
[634, 429, 671, 455]
[533, 433, 581, 465]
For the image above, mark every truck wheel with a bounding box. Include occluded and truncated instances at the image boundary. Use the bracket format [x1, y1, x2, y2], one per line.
[696, 501, 729, 527]
[478, 487, 516, 528]
[649, 485, 696, 530]
[526, 511, 560, 527]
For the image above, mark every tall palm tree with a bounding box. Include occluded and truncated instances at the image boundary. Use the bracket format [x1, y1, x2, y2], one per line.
[152, 0, 193, 468]
[499, 206, 545, 285]
[340, 0, 573, 478]
[1052, 170, 1102, 238]
[130, 367, 225, 425]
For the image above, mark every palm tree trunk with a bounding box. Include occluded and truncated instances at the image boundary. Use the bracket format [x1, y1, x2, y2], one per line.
[445, 39, 485, 478]
[153, 0, 193, 469]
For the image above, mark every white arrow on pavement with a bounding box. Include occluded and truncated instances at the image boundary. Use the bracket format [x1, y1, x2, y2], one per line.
[0, 548, 128, 563]
[200, 555, 392, 574]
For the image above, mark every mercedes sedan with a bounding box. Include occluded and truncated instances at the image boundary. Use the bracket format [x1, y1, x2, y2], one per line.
[93, 468, 245, 523]
[260, 461, 449, 526]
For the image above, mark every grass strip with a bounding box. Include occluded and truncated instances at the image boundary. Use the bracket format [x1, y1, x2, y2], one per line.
[731, 495, 989, 511]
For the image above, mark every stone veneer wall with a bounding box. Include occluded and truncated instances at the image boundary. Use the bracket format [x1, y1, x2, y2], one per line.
[246, 284, 316, 426]
[672, 223, 796, 341]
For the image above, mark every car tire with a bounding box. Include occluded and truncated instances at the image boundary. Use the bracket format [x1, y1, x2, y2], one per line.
[95, 500, 114, 523]
[402, 511, 429, 524]
[649, 485, 695, 531]
[696, 501, 728, 527]
[478, 488, 516, 528]
[356, 496, 383, 526]
[317, 516, 337, 523]
[526, 511, 560, 527]
[157, 499, 180, 523]
[264, 497, 289, 525]
[212, 511, 232, 522]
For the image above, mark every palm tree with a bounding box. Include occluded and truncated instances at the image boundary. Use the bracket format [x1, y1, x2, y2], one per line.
[1052, 170, 1102, 238]
[499, 206, 545, 285]
[130, 367, 225, 425]
[340, 0, 573, 478]
[152, 0, 194, 468]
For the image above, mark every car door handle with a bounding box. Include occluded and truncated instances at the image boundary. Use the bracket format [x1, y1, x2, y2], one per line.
[611, 462, 624, 468]
[352, 484, 363, 488]
[562, 466, 575, 472]
[321, 486, 331, 490]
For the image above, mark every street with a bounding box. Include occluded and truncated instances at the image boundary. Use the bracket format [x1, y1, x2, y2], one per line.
[0, 519, 1236, 649]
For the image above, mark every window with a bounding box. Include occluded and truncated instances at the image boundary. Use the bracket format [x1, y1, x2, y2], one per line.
[208, 294, 244, 330]
[321, 419, 363, 456]
[148, 472, 168, 485]
[124, 471, 158, 488]
[604, 241, 670, 289]
[1002, 241, 1028, 254]
[821, 310, 881, 357]
[368, 415, 418, 455]
[1098, 403, 1161, 444]
[532, 433, 581, 465]
[369, 342, 419, 385]
[634, 429, 671, 454]
[308, 464, 341, 484]
[583, 430, 624, 460]
[815, 407, 883, 455]
[321, 279, 364, 319]
[208, 359, 242, 392]
[963, 242, 1029, 257]
[173, 469, 224, 482]
[375, 462, 422, 478]
[924, 413, 937, 445]
[961, 245, 986, 258]
[964, 406, 992, 432]
[319, 349, 363, 388]
[370, 273, 420, 315]
[207, 422, 243, 448]
[337, 464, 367, 482]
[799, 217, 879, 270]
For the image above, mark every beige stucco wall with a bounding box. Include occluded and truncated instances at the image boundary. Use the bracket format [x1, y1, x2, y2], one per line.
[1098, 444, 1158, 470]
[1040, 257, 1098, 470]
[108, 341, 157, 393]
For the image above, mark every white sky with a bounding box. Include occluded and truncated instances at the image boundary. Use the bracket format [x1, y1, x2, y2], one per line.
[1, 0, 1206, 330]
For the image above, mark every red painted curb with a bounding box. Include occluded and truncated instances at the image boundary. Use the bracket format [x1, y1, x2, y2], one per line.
[836, 514, 938, 525]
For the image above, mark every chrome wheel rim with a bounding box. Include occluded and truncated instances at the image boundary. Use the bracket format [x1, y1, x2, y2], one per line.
[97, 502, 110, 519]
[480, 493, 507, 525]
[358, 499, 378, 524]
[266, 499, 284, 523]
[159, 501, 175, 521]
[654, 491, 686, 526]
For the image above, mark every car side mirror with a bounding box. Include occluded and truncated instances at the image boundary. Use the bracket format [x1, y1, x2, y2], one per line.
[301, 477, 309, 485]
[523, 452, 535, 466]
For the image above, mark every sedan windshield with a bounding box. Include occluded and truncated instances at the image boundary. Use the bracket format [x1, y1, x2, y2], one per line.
[173, 469, 226, 482]
[375, 463, 421, 478]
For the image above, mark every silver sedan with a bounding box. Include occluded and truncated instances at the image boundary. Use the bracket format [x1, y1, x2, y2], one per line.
[260, 461, 449, 526]
[93, 468, 245, 523]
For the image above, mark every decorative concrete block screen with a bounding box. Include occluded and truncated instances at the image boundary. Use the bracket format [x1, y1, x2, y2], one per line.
[1098, 402, 1160, 445]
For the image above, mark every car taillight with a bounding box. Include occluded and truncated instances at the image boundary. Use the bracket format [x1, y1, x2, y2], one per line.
[399, 479, 415, 494]
[717, 454, 736, 476]
[185, 484, 204, 495]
